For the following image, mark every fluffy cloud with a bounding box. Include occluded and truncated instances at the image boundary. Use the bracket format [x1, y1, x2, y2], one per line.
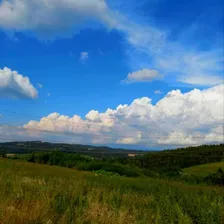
[0, 0, 116, 38]
[122, 69, 163, 83]
[22, 84, 224, 147]
[79, 52, 88, 62]
[0, 67, 38, 99]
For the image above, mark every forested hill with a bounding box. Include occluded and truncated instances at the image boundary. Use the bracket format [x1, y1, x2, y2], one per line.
[1, 141, 223, 169]
[0, 141, 148, 158]
[128, 143, 224, 171]
[0, 141, 223, 160]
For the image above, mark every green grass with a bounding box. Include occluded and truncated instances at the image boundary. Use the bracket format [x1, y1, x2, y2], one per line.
[182, 162, 224, 177]
[0, 158, 224, 224]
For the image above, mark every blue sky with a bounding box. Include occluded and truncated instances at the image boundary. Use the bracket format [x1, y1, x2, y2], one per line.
[0, 0, 223, 149]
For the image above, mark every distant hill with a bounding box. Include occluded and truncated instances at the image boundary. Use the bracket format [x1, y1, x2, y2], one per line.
[0, 141, 149, 158]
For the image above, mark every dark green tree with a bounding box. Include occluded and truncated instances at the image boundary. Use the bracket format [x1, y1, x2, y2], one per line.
[0, 148, 6, 158]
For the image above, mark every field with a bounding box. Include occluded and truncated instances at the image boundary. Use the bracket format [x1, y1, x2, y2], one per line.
[183, 162, 224, 177]
[0, 158, 224, 224]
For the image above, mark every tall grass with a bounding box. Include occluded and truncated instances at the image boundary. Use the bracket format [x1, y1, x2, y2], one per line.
[0, 159, 224, 224]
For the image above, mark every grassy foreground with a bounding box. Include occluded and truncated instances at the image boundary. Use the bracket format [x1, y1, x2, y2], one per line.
[183, 162, 224, 177]
[0, 159, 224, 224]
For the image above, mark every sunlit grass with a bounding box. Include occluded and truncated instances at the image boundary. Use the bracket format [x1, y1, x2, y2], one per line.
[0, 158, 224, 224]
[183, 162, 224, 177]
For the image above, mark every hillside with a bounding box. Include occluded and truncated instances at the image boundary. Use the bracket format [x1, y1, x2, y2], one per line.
[1, 143, 224, 181]
[183, 162, 224, 177]
[0, 158, 224, 224]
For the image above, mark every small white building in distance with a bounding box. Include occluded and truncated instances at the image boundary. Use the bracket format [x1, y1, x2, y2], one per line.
[128, 154, 137, 157]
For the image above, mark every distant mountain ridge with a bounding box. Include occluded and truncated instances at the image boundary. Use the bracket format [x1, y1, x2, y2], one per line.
[0, 141, 149, 158]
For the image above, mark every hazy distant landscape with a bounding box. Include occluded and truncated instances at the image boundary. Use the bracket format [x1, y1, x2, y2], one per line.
[0, 141, 148, 158]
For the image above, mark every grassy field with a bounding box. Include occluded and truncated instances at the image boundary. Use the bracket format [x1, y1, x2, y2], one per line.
[0, 159, 224, 224]
[183, 162, 224, 177]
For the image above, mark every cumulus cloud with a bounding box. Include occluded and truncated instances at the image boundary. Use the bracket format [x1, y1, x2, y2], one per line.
[0, 67, 38, 99]
[79, 52, 88, 62]
[116, 132, 141, 145]
[21, 84, 224, 147]
[122, 69, 163, 83]
[0, 0, 116, 39]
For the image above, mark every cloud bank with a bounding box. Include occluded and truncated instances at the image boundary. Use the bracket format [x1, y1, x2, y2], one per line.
[0, 67, 38, 99]
[0, 0, 116, 39]
[20, 84, 224, 147]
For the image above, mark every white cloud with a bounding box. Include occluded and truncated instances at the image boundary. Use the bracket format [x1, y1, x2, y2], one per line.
[37, 83, 43, 88]
[0, 67, 38, 99]
[178, 74, 223, 86]
[0, 0, 116, 39]
[122, 69, 163, 83]
[0, 0, 223, 87]
[116, 132, 141, 145]
[154, 90, 163, 94]
[115, 13, 224, 87]
[156, 49, 224, 87]
[47, 92, 51, 97]
[117, 19, 166, 55]
[80, 52, 88, 62]
[20, 84, 224, 147]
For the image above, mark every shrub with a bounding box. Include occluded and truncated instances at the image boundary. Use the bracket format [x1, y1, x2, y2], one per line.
[94, 170, 120, 177]
[76, 162, 141, 177]
[0, 149, 6, 158]
[204, 168, 224, 186]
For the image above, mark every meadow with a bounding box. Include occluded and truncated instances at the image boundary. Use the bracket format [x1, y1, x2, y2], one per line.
[0, 158, 224, 224]
[183, 162, 224, 177]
